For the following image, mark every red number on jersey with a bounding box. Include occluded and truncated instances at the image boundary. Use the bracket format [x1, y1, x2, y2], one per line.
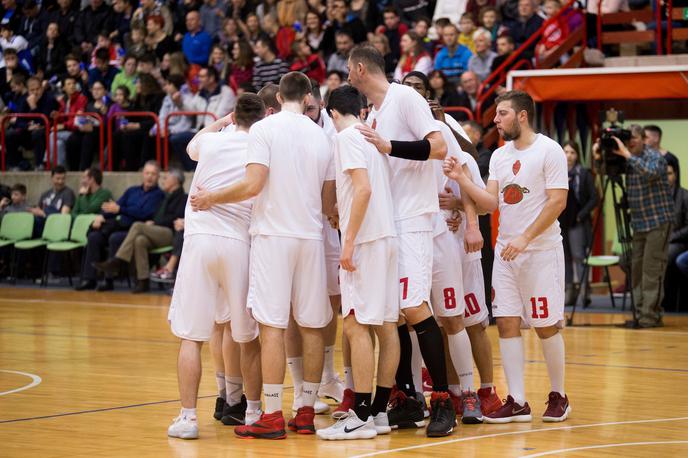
[464, 293, 481, 317]
[400, 277, 409, 300]
[443, 288, 456, 309]
[530, 297, 549, 319]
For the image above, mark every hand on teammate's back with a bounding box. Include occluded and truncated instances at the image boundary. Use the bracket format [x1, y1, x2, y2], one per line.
[355, 124, 392, 154]
[189, 186, 213, 211]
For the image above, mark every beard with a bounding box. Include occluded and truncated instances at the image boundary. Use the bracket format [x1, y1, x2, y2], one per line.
[500, 121, 521, 141]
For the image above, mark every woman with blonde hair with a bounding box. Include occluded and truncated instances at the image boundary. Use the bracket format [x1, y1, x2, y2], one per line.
[393, 31, 433, 81]
[370, 33, 397, 79]
[208, 44, 231, 81]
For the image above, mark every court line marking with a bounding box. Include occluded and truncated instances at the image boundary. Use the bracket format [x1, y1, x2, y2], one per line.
[0, 297, 168, 310]
[0, 370, 42, 396]
[519, 440, 688, 457]
[348, 416, 688, 457]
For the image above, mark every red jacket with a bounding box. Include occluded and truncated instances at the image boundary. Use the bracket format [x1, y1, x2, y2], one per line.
[58, 92, 89, 131]
[290, 55, 326, 84]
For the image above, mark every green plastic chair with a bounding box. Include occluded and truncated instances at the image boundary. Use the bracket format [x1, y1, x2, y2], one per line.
[149, 246, 173, 255]
[0, 212, 34, 248]
[586, 238, 626, 310]
[12, 214, 72, 282]
[43, 214, 98, 286]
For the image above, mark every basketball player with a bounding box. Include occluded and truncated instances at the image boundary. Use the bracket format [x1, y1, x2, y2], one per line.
[316, 85, 400, 440]
[167, 93, 266, 440]
[193, 72, 336, 439]
[347, 45, 456, 437]
[444, 90, 571, 423]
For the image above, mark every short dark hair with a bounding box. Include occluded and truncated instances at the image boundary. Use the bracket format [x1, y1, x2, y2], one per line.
[326, 86, 363, 118]
[11, 73, 26, 87]
[115, 85, 131, 99]
[166, 73, 186, 90]
[309, 78, 322, 102]
[498, 35, 515, 46]
[202, 65, 219, 82]
[95, 48, 110, 63]
[416, 16, 432, 27]
[139, 52, 157, 64]
[3, 47, 17, 57]
[123, 53, 138, 65]
[349, 44, 385, 75]
[326, 69, 345, 81]
[383, 5, 399, 16]
[51, 165, 67, 176]
[644, 124, 662, 138]
[403, 71, 430, 92]
[87, 167, 103, 185]
[335, 29, 353, 40]
[495, 90, 535, 126]
[62, 75, 77, 87]
[11, 183, 27, 195]
[257, 83, 280, 111]
[234, 93, 266, 128]
[65, 53, 80, 64]
[278, 72, 311, 103]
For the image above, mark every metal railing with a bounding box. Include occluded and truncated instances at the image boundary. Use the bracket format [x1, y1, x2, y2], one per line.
[52, 112, 105, 171]
[443, 106, 474, 120]
[1, 113, 51, 171]
[162, 111, 218, 170]
[107, 111, 161, 171]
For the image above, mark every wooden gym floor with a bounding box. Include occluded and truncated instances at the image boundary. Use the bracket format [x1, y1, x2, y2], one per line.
[1, 287, 687, 457]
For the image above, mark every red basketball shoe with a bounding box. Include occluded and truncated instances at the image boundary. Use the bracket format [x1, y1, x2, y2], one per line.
[288, 406, 316, 434]
[332, 388, 354, 420]
[234, 411, 286, 439]
[477, 386, 503, 416]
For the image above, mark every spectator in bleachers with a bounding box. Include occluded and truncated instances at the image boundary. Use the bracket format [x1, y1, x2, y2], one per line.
[290, 39, 327, 84]
[238, 13, 263, 46]
[322, 0, 368, 57]
[29, 166, 76, 235]
[50, 76, 89, 167]
[110, 0, 134, 46]
[88, 48, 119, 90]
[375, 6, 409, 61]
[24, 76, 59, 169]
[256, 0, 278, 23]
[76, 160, 165, 292]
[182, 11, 213, 66]
[209, 44, 231, 81]
[468, 27, 497, 81]
[326, 30, 354, 77]
[132, 0, 174, 37]
[414, 16, 435, 54]
[456, 69, 494, 114]
[433, 23, 473, 85]
[72, 168, 113, 216]
[146, 15, 178, 61]
[18, 0, 44, 59]
[0, 0, 19, 34]
[490, 34, 516, 74]
[479, 6, 506, 44]
[229, 40, 255, 89]
[36, 23, 69, 82]
[428, 69, 463, 111]
[461, 119, 492, 177]
[136, 52, 158, 77]
[3, 74, 30, 170]
[127, 26, 148, 59]
[535, 0, 569, 63]
[94, 168, 186, 293]
[664, 159, 688, 311]
[157, 74, 193, 167]
[644, 125, 680, 178]
[62, 54, 90, 90]
[393, 31, 433, 81]
[458, 12, 478, 53]
[260, 13, 292, 61]
[252, 36, 290, 90]
[467, 0, 496, 21]
[505, 0, 544, 56]
[218, 17, 242, 49]
[0, 48, 28, 101]
[74, 0, 115, 57]
[0, 24, 33, 73]
[66, 81, 111, 170]
[304, 10, 325, 54]
[47, 0, 79, 41]
[0, 183, 29, 218]
[370, 33, 397, 79]
[200, 0, 227, 37]
[111, 54, 139, 99]
[90, 31, 125, 69]
[324, 69, 344, 101]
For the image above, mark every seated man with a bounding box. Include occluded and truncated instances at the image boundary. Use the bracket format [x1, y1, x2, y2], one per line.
[29, 165, 75, 235]
[0, 183, 29, 219]
[72, 167, 113, 216]
[150, 217, 184, 284]
[76, 161, 165, 292]
[94, 168, 187, 293]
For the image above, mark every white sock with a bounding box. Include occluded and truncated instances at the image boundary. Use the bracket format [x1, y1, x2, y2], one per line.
[409, 331, 423, 393]
[322, 345, 336, 381]
[246, 400, 262, 425]
[480, 382, 494, 389]
[448, 330, 474, 392]
[215, 372, 226, 400]
[344, 366, 354, 390]
[263, 384, 283, 414]
[449, 384, 461, 397]
[181, 407, 197, 419]
[287, 357, 304, 396]
[302, 381, 320, 408]
[225, 376, 243, 406]
[499, 337, 526, 405]
[540, 332, 565, 396]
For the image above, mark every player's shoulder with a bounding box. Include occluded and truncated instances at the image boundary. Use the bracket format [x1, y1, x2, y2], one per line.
[536, 133, 565, 154]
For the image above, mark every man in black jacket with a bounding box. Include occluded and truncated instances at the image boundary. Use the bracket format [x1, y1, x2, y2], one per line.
[505, 0, 544, 58]
[73, 0, 114, 56]
[663, 159, 688, 311]
[94, 168, 187, 293]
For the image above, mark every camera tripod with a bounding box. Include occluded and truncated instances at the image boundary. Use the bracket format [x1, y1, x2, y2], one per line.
[567, 172, 636, 326]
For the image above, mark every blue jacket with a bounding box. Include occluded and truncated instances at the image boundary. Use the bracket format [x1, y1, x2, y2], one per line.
[434, 45, 473, 80]
[106, 185, 165, 228]
[182, 30, 212, 65]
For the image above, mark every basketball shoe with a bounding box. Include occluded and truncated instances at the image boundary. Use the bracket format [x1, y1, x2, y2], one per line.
[288, 406, 316, 434]
[316, 410, 377, 440]
[168, 413, 199, 440]
[332, 388, 354, 419]
[483, 395, 532, 424]
[460, 391, 483, 424]
[373, 411, 391, 434]
[426, 392, 456, 437]
[477, 386, 502, 416]
[387, 391, 425, 429]
[234, 411, 286, 439]
[542, 392, 571, 422]
[213, 397, 226, 421]
[221, 395, 247, 425]
[318, 374, 345, 403]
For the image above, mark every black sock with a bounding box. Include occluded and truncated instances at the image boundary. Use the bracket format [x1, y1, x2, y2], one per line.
[371, 386, 392, 416]
[412, 317, 448, 392]
[395, 325, 416, 397]
[354, 392, 372, 420]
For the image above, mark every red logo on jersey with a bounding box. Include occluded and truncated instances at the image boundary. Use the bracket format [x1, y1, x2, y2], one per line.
[512, 160, 521, 175]
[371, 119, 377, 130]
[501, 184, 530, 204]
[491, 287, 495, 303]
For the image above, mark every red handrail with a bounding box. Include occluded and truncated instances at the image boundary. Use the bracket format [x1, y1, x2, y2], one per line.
[163, 111, 218, 170]
[443, 106, 474, 120]
[1, 113, 51, 171]
[656, 0, 663, 54]
[53, 112, 104, 170]
[107, 111, 161, 171]
[475, 58, 532, 124]
[667, 0, 673, 55]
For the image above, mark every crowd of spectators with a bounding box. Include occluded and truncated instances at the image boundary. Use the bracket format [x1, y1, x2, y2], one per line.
[0, 0, 589, 171]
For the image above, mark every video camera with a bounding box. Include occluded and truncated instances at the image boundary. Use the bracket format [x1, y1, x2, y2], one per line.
[599, 109, 631, 176]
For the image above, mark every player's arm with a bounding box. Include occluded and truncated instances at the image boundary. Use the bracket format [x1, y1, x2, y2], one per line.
[322, 179, 337, 219]
[461, 184, 484, 253]
[340, 169, 371, 272]
[185, 113, 234, 160]
[500, 188, 567, 261]
[189, 163, 268, 210]
[355, 125, 447, 161]
[444, 156, 499, 212]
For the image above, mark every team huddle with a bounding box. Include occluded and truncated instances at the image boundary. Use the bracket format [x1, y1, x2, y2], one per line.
[166, 44, 571, 442]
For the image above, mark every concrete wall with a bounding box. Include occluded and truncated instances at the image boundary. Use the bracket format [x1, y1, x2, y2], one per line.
[1, 171, 195, 205]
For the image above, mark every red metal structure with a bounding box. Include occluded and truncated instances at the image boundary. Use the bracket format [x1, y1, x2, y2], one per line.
[1, 113, 51, 171]
[52, 112, 104, 170]
[107, 112, 161, 171]
[162, 111, 218, 170]
[443, 107, 473, 120]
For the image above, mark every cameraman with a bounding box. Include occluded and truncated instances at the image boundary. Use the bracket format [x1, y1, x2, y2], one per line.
[593, 124, 673, 328]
